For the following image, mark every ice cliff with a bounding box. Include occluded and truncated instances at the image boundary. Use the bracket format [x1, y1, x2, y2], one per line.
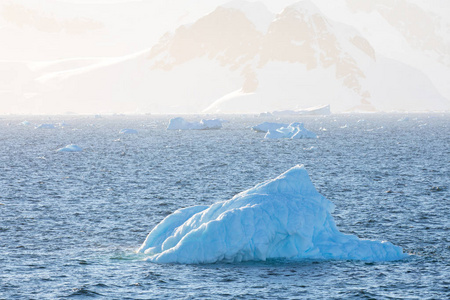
[138, 165, 407, 264]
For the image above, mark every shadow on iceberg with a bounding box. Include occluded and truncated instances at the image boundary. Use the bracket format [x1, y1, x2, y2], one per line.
[137, 165, 407, 264]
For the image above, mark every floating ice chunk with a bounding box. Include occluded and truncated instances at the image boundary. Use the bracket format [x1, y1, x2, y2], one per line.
[167, 117, 222, 130]
[265, 123, 317, 139]
[138, 165, 407, 264]
[21, 121, 31, 126]
[35, 124, 55, 129]
[258, 106, 331, 117]
[200, 119, 222, 129]
[120, 129, 138, 134]
[56, 144, 82, 152]
[167, 117, 198, 130]
[251, 122, 288, 133]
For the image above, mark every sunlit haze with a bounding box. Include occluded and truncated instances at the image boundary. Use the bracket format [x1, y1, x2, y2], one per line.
[1, 0, 450, 114]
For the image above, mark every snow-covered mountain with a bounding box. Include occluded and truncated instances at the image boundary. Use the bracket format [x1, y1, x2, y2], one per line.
[1, 0, 449, 114]
[313, 0, 450, 103]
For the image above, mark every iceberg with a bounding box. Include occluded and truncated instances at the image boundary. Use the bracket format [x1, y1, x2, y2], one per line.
[167, 117, 222, 130]
[120, 129, 138, 134]
[265, 123, 317, 139]
[56, 144, 82, 152]
[35, 123, 55, 129]
[251, 122, 288, 133]
[138, 165, 407, 264]
[271, 105, 331, 116]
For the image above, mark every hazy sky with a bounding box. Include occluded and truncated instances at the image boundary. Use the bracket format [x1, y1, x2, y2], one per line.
[1, 0, 449, 114]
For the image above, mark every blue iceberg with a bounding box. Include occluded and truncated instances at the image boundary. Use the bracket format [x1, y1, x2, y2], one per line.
[138, 166, 407, 264]
[265, 123, 317, 139]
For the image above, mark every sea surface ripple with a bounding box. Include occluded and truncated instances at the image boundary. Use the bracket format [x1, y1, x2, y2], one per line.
[0, 114, 449, 299]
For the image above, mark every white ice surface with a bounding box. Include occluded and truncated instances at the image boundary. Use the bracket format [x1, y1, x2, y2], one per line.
[265, 123, 317, 139]
[138, 165, 407, 264]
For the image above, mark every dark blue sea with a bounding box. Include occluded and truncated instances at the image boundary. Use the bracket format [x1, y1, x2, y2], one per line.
[1, 113, 449, 299]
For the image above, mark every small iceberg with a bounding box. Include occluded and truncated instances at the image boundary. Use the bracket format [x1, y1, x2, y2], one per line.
[120, 129, 138, 134]
[56, 144, 82, 152]
[21, 121, 31, 126]
[259, 105, 331, 116]
[167, 117, 222, 130]
[251, 122, 288, 133]
[35, 123, 55, 129]
[265, 123, 317, 139]
[138, 165, 407, 264]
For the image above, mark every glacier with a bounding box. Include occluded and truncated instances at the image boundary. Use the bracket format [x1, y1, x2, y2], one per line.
[265, 123, 317, 139]
[137, 165, 407, 264]
[167, 117, 223, 130]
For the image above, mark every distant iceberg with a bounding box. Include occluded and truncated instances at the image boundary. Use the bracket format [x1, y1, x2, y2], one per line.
[138, 165, 407, 264]
[56, 144, 82, 152]
[265, 122, 317, 139]
[35, 123, 55, 129]
[259, 105, 331, 117]
[167, 117, 222, 130]
[21, 121, 31, 126]
[251, 122, 288, 133]
[120, 129, 138, 134]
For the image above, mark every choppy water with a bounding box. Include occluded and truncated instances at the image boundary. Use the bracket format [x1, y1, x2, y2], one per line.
[1, 114, 449, 299]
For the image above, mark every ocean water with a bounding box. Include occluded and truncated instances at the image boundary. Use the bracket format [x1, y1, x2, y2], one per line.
[0, 114, 448, 299]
